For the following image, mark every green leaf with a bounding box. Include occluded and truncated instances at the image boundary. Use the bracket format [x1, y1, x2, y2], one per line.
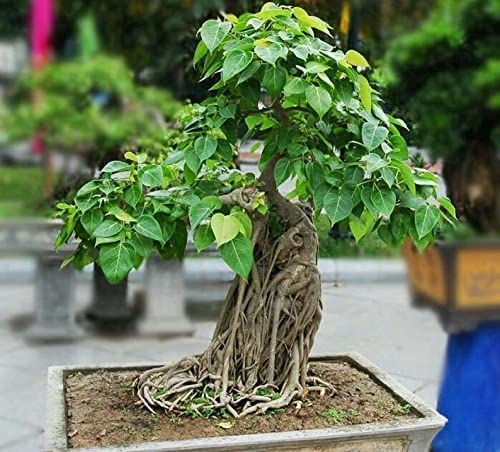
[324, 188, 353, 224]
[107, 206, 136, 223]
[363, 153, 387, 174]
[237, 60, 261, 84]
[306, 85, 331, 118]
[254, 42, 286, 65]
[291, 45, 309, 61]
[345, 49, 370, 67]
[391, 209, 412, 243]
[219, 233, 253, 280]
[95, 233, 124, 246]
[336, 79, 354, 107]
[389, 135, 408, 159]
[75, 196, 98, 213]
[359, 75, 372, 111]
[344, 165, 364, 186]
[380, 167, 395, 187]
[184, 148, 202, 175]
[292, 7, 331, 35]
[305, 61, 330, 74]
[230, 210, 252, 238]
[222, 49, 253, 81]
[391, 161, 416, 195]
[134, 215, 164, 243]
[101, 161, 131, 173]
[193, 224, 215, 251]
[54, 213, 76, 250]
[361, 185, 377, 213]
[439, 197, 456, 218]
[76, 180, 100, 197]
[130, 233, 153, 258]
[189, 201, 215, 231]
[124, 182, 142, 208]
[139, 165, 163, 188]
[284, 77, 307, 96]
[194, 136, 218, 161]
[98, 242, 135, 284]
[193, 40, 208, 66]
[274, 158, 293, 186]
[371, 187, 396, 217]
[262, 65, 286, 98]
[361, 122, 388, 151]
[81, 209, 103, 235]
[93, 220, 123, 238]
[349, 210, 375, 242]
[415, 205, 440, 239]
[211, 213, 240, 247]
[200, 19, 232, 53]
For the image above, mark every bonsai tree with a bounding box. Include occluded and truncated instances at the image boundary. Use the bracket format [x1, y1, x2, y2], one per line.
[384, 0, 500, 234]
[3, 55, 182, 198]
[55, 4, 452, 417]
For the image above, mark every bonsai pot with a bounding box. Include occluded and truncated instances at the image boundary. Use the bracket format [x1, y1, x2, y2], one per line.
[403, 238, 500, 332]
[46, 353, 446, 451]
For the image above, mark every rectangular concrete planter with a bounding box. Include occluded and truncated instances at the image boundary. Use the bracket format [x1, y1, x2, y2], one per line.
[46, 352, 446, 451]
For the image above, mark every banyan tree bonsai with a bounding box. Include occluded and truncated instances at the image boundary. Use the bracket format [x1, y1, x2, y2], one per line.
[55, 4, 452, 417]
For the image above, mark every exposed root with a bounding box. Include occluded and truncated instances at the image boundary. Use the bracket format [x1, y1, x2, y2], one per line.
[135, 159, 328, 418]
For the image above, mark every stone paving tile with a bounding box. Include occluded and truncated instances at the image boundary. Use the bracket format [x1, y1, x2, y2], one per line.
[2, 432, 44, 452]
[0, 417, 42, 451]
[0, 343, 152, 373]
[0, 365, 41, 397]
[0, 375, 47, 431]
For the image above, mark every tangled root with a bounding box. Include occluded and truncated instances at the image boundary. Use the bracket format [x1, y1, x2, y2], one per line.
[135, 184, 330, 418]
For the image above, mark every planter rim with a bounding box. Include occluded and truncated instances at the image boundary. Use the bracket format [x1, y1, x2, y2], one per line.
[46, 352, 446, 452]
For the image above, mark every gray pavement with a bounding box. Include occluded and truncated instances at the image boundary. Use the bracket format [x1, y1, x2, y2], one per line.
[0, 258, 447, 452]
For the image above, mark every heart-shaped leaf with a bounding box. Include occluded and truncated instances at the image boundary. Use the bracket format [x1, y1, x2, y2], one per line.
[362, 122, 388, 150]
[222, 49, 253, 81]
[415, 205, 440, 239]
[98, 242, 135, 284]
[371, 187, 396, 217]
[134, 215, 164, 243]
[211, 213, 240, 246]
[200, 20, 232, 53]
[306, 85, 331, 118]
[219, 233, 253, 279]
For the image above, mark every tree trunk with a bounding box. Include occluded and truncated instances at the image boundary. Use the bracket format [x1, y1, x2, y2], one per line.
[135, 158, 329, 418]
[443, 143, 500, 234]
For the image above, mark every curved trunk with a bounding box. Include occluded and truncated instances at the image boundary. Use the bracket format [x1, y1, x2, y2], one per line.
[135, 157, 328, 417]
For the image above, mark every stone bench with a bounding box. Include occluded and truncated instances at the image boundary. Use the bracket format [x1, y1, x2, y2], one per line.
[0, 219, 194, 342]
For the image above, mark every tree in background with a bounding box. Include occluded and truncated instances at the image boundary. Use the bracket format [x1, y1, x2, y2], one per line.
[384, 0, 500, 233]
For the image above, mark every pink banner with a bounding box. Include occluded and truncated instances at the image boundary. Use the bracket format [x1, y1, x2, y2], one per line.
[30, 0, 54, 70]
[30, 0, 54, 154]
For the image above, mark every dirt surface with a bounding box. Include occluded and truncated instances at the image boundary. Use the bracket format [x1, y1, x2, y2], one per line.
[65, 360, 419, 448]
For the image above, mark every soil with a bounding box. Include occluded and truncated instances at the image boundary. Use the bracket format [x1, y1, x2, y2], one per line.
[65, 360, 419, 448]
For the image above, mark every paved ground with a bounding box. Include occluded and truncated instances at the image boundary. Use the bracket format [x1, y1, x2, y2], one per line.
[0, 258, 447, 452]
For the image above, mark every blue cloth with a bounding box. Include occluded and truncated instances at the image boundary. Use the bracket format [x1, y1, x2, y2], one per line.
[433, 323, 500, 452]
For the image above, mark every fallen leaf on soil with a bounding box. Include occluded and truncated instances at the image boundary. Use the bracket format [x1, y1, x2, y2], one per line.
[216, 421, 234, 429]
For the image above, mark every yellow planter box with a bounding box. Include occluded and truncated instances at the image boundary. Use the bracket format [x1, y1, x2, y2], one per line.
[403, 239, 500, 332]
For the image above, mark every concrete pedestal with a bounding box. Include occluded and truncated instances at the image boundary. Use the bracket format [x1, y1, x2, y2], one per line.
[138, 256, 194, 338]
[26, 253, 84, 342]
[84, 265, 134, 329]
